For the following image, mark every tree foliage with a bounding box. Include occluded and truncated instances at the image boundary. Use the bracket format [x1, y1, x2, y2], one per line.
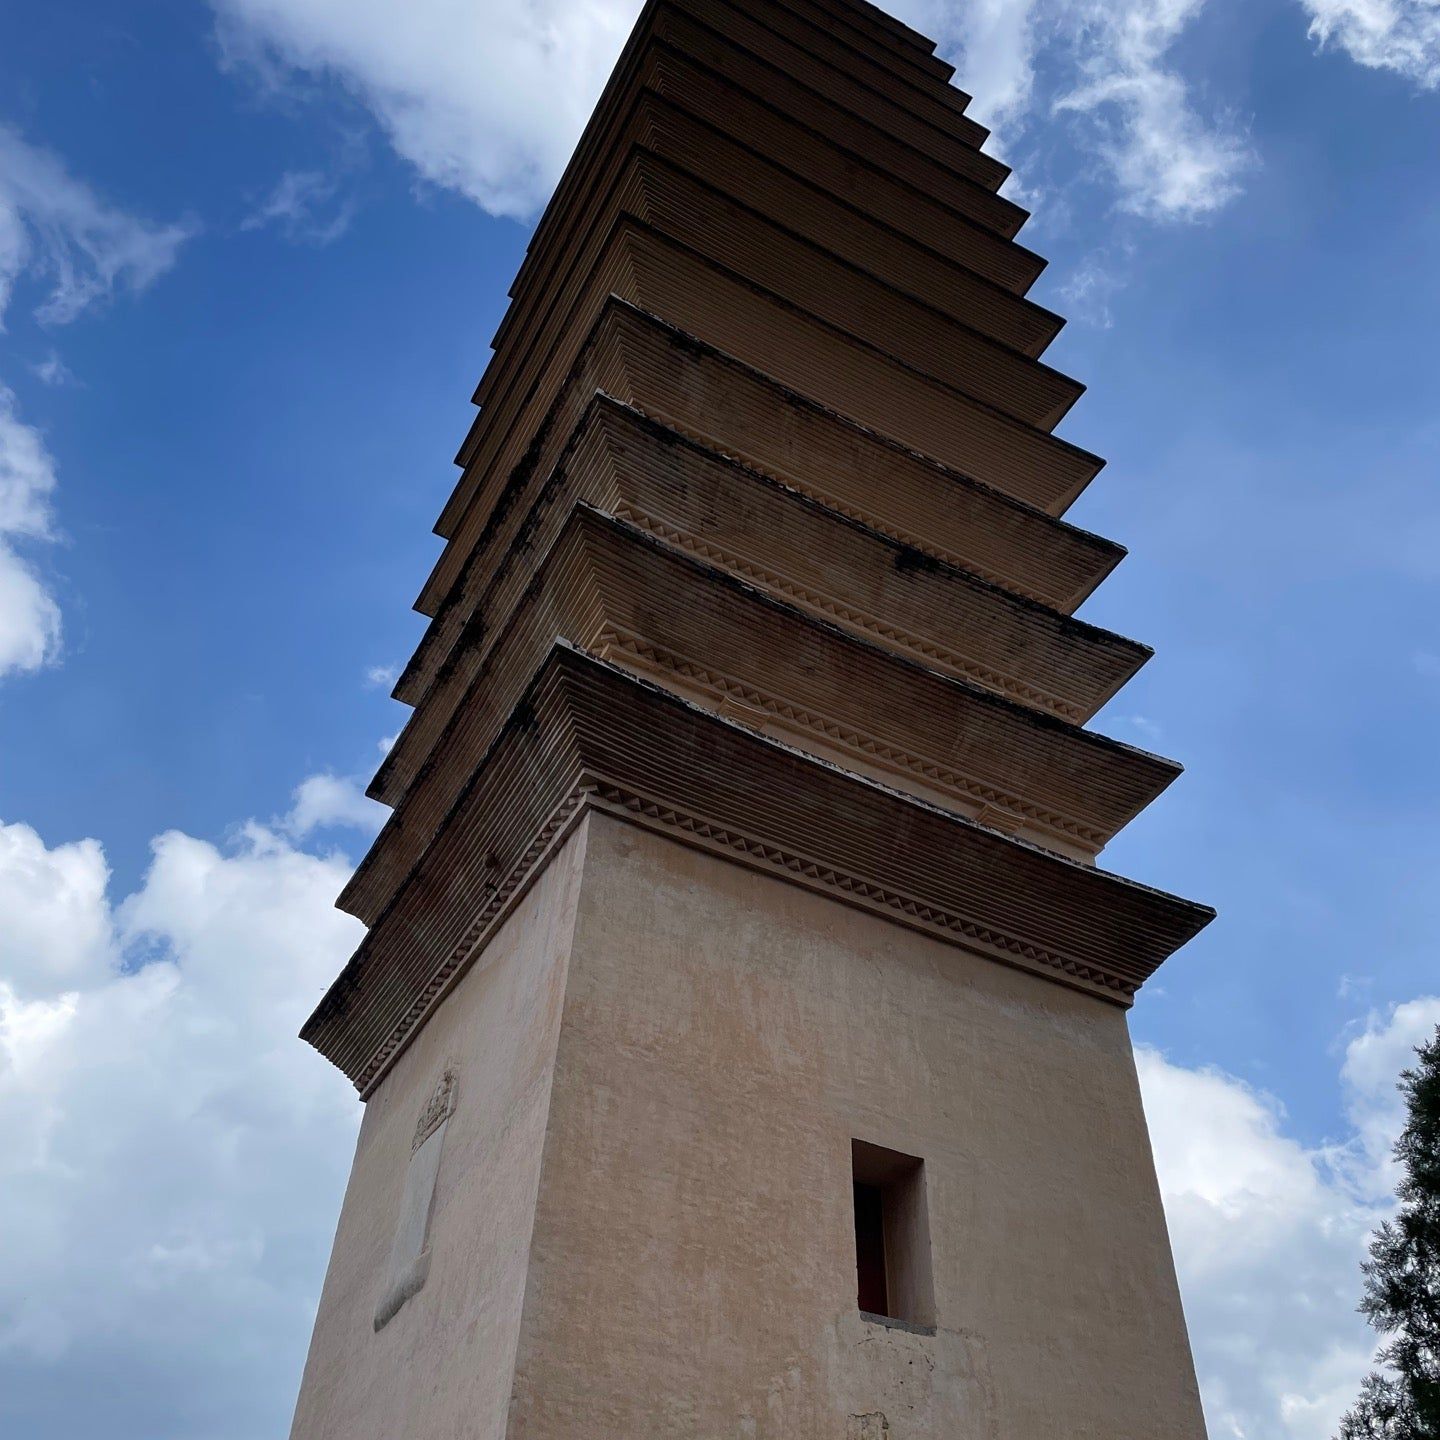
[1339, 1028, 1440, 1439]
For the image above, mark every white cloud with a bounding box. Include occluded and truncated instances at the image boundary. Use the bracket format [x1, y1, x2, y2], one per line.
[0, 387, 62, 678]
[0, 546, 60, 677]
[1141, 1049, 1377, 1438]
[1059, 245, 1133, 326]
[0, 126, 194, 329]
[1114, 710, 1164, 741]
[281, 771, 385, 838]
[906, 0, 1440, 219]
[1052, 1, 1254, 221]
[876, 1, 1255, 221]
[212, 0, 639, 220]
[1302, 0, 1440, 87]
[1338, 972, 1376, 1000]
[0, 807, 362, 1435]
[1140, 995, 1440, 1439]
[907, 0, 1045, 133]
[1337, 996, 1440, 1182]
[242, 168, 355, 245]
[0, 130, 193, 682]
[211, 0, 1262, 226]
[0, 822, 113, 1001]
[0, 386, 56, 540]
[28, 353, 74, 388]
[363, 661, 397, 689]
[190, 0, 1440, 237]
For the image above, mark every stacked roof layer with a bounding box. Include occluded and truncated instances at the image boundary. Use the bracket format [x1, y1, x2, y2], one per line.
[307, 0, 1214, 1093]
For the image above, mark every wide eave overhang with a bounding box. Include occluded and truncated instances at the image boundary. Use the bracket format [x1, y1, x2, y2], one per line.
[307, 646, 1213, 1095]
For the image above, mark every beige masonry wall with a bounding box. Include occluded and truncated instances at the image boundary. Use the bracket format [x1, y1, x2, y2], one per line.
[291, 810, 1204, 1439]
[507, 813, 1206, 1439]
[289, 822, 590, 1440]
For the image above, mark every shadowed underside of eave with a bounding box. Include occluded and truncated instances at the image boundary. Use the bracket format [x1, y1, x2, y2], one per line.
[347, 503, 1178, 926]
[432, 220, 1103, 614]
[380, 396, 1150, 814]
[473, 149, 1080, 428]
[308, 648, 1213, 1094]
[495, 91, 1057, 373]
[408, 300, 1118, 648]
[500, 0, 999, 356]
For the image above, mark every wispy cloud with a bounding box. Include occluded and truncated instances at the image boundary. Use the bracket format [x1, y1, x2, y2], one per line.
[1052, 1, 1255, 222]
[1338, 972, 1375, 1000]
[363, 661, 397, 690]
[0, 125, 196, 328]
[906, 0, 1438, 223]
[939, 0, 1046, 134]
[1302, 0, 1440, 88]
[1113, 710, 1164, 742]
[28, 352, 75, 387]
[890, 0, 1253, 221]
[241, 167, 355, 245]
[208, 0, 1440, 237]
[0, 386, 62, 677]
[1059, 243, 1135, 326]
[0, 129, 194, 681]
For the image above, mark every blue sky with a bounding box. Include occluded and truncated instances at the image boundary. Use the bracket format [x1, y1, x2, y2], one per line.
[0, 2, 1438, 1436]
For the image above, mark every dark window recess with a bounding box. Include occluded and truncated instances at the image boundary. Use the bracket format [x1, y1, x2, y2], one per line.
[851, 1139, 935, 1328]
[853, 1180, 890, 1314]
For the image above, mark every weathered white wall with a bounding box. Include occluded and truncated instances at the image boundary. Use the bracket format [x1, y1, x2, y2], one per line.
[289, 822, 590, 1440]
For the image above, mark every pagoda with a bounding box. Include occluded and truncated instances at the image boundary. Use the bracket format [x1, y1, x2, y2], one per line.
[290, 1, 1214, 1435]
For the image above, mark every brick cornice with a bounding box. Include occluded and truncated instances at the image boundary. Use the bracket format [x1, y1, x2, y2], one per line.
[348, 506, 1177, 925]
[306, 647, 1212, 1095]
[408, 301, 1121, 696]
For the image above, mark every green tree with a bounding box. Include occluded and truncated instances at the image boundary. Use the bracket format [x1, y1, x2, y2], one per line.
[1339, 1027, 1440, 1439]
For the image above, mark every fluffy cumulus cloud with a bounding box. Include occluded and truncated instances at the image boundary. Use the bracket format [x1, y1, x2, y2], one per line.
[0, 386, 62, 677]
[0, 822, 112, 1000]
[280, 770, 386, 838]
[1140, 995, 1440, 1440]
[0, 805, 366, 1437]
[1302, 0, 1440, 87]
[212, 0, 639, 219]
[0, 125, 194, 329]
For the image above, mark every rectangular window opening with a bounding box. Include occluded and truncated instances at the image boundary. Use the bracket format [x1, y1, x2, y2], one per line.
[851, 1139, 934, 1330]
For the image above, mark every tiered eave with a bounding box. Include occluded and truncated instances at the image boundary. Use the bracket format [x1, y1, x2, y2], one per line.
[310, 0, 1213, 1094]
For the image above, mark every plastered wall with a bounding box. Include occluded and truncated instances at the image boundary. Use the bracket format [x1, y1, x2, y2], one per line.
[289, 823, 590, 1440]
[507, 814, 1206, 1438]
[291, 811, 1205, 1439]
